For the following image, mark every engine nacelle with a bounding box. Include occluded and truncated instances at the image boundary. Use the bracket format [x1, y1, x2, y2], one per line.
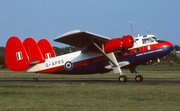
[122, 35, 134, 48]
[104, 35, 133, 53]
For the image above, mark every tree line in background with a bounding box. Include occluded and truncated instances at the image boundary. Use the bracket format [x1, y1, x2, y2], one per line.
[0, 45, 180, 69]
[173, 45, 180, 51]
[53, 46, 79, 55]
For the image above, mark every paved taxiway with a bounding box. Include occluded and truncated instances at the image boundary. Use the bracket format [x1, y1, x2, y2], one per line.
[0, 78, 180, 83]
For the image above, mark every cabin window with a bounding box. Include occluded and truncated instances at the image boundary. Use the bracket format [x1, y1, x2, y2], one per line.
[45, 53, 51, 59]
[16, 52, 23, 60]
[124, 50, 130, 55]
[134, 48, 139, 53]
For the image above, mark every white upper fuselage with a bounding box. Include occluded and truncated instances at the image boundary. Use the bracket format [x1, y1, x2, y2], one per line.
[132, 34, 159, 48]
[26, 51, 103, 73]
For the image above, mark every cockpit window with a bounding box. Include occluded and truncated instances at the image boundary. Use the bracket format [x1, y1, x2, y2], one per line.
[152, 37, 159, 41]
[142, 38, 154, 44]
[135, 39, 139, 41]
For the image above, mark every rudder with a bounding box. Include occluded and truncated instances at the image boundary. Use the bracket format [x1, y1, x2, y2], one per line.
[38, 39, 56, 59]
[5, 36, 30, 71]
[23, 38, 45, 64]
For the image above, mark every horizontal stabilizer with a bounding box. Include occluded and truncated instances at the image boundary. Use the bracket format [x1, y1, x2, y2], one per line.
[30, 60, 41, 64]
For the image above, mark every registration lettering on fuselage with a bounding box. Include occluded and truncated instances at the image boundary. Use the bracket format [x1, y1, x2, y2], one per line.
[46, 59, 64, 67]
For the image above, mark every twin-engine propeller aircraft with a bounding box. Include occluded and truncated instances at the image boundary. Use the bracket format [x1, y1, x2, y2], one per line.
[5, 30, 172, 82]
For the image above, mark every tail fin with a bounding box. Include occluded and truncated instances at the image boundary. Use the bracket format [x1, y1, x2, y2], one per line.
[5, 37, 55, 72]
[38, 39, 56, 59]
[5, 36, 30, 71]
[23, 38, 45, 64]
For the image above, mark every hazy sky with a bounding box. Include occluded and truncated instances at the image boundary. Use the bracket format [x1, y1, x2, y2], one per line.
[0, 0, 180, 47]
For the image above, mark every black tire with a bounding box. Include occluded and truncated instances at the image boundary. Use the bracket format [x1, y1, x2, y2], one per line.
[135, 75, 143, 82]
[118, 76, 127, 82]
[33, 78, 38, 82]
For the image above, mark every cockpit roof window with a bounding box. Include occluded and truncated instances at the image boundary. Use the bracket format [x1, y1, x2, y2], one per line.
[152, 37, 159, 41]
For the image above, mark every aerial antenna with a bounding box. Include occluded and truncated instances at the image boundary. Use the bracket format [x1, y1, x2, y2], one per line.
[129, 21, 134, 36]
[129, 21, 138, 46]
[148, 27, 150, 34]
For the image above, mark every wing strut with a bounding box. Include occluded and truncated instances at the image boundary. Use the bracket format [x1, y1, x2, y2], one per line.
[92, 41, 125, 75]
[92, 41, 118, 67]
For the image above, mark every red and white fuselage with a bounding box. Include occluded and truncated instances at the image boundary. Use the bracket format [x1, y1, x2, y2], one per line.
[5, 30, 173, 82]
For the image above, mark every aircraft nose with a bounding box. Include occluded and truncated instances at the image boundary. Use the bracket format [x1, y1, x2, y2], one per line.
[162, 41, 173, 52]
[162, 41, 173, 48]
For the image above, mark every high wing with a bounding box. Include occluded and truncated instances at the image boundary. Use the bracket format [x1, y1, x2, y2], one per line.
[54, 30, 134, 77]
[54, 30, 111, 52]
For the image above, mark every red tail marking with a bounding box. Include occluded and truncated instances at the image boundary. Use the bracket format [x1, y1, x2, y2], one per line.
[38, 39, 56, 59]
[5, 36, 30, 71]
[23, 38, 45, 63]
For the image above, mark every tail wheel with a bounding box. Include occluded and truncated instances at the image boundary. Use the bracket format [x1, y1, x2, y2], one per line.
[33, 78, 38, 82]
[118, 76, 127, 82]
[135, 75, 143, 82]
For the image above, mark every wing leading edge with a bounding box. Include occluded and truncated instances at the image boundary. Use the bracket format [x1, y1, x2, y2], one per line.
[54, 30, 111, 52]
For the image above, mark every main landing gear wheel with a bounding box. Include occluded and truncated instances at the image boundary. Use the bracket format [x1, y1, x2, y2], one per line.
[118, 76, 127, 82]
[135, 75, 143, 82]
[33, 78, 38, 82]
[33, 73, 39, 82]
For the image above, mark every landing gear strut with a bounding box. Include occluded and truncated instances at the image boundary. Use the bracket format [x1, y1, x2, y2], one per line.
[130, 67, 144, 82]
[33, 73, 39, 82]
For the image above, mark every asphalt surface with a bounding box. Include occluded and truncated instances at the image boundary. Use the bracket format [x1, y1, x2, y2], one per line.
[0, 78, 180, 83]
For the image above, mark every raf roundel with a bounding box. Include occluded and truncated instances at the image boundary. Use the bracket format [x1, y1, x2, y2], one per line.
[64, 61, 73, 71]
